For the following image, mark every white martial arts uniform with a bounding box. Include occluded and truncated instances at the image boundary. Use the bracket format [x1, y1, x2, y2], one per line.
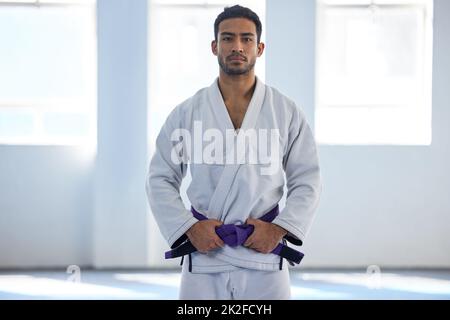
[146, 77, 321, 298]
[179, 256, 291, 300]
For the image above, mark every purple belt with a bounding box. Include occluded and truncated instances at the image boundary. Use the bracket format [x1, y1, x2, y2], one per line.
[165, 205, 304, 268]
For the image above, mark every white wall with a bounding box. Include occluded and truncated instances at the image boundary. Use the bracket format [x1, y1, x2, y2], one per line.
[0, 146, 93, 268]
[94, 0, 149, 268]
[266, 0, 450, 268]
[0, 0, 449, 269]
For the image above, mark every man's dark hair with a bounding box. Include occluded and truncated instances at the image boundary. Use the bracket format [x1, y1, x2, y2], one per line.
[214, 5, 262, 43]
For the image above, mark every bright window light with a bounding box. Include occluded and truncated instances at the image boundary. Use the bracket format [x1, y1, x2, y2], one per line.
[315, 0, 433, 145]
[148, 0, 266, 143]
[0, 0, 97, 146]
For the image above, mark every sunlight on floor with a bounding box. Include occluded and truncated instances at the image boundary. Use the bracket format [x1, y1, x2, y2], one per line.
[296, 273, 450, 295]
[0, 275, 156, 299]
[0, 270, 449, 300]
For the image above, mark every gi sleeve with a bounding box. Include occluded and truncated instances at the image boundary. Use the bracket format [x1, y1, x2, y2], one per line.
[271, 105, 322, 245]
[145, 108, 198, 248]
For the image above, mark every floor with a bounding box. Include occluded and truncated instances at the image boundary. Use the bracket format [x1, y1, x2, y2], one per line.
[0, 269, 449, 300]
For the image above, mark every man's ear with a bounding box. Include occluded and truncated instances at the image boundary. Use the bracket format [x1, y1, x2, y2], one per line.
[211, 40, 218, 56]
[257, 42, 265, 57]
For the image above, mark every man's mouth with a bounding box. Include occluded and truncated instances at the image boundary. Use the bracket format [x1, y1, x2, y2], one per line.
[228, 55, 246, 61]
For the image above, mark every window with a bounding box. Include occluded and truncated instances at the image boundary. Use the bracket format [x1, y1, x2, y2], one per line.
[148, 0, 265, 143]
[0, 0, 97, 146]
[315, 0, 433, 145]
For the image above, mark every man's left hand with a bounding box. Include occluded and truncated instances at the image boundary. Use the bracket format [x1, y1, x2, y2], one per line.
[244, 218, 288, 254]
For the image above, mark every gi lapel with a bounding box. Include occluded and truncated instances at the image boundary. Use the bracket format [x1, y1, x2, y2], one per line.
[205, 77, 266, 220]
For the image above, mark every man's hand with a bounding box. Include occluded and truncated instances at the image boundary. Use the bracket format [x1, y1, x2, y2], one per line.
[186, 220, 225, 253]
[244, 218, 288, 254]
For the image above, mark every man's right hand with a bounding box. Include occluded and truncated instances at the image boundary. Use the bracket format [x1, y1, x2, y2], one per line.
[186, 220, 224, 253]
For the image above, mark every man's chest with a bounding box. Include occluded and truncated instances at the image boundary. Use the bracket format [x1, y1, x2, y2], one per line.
[225, 101, 250, 130]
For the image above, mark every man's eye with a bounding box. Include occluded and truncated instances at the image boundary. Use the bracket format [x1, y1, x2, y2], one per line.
[244, 38, 252, 42]
[222, 37, 231, 41]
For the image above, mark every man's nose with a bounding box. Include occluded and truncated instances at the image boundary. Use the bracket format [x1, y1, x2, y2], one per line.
[231, 41, 244, 53]
[232, 48, 244, 54]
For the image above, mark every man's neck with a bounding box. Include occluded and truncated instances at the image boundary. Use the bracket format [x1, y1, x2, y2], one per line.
[217, 70, 257, 103]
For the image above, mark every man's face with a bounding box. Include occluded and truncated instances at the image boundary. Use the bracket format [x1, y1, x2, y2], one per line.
[212, 18, 264, 76]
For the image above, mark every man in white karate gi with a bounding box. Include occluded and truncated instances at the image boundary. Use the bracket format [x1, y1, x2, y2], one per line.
[146, 5, 321, 300]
